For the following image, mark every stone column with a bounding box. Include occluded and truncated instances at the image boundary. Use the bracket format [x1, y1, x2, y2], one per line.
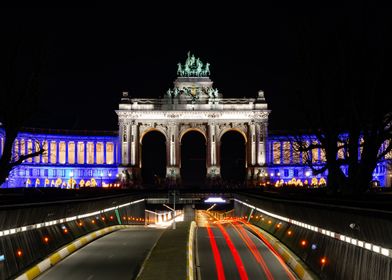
[74, 142, 78, 164]
[65, 141, 69, 164]
[250, 122, 256, 166]
[256, 122, 267, 166]
[120, 122, 130, 166]
[166, 122, 180, 180]
[83, 141, 87, 164]
[103, 141, 107, 164]
[56, 141, 60, 164]
[93, 142, 97, 164]
[207, 122, 220, 178]
[130, 122, 138, 166]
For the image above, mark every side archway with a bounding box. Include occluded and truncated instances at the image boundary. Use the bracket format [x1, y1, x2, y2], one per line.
[220, 130, 246, 182]
[180, 130, 206, 186]
[141, 130, 167, 186]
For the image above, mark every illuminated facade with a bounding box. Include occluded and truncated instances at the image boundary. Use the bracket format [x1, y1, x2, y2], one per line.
[0, 129, 119, 188]
[267, 134, 390, 187]
[0, 52, 390, 188]
[117, 52, 269, 182]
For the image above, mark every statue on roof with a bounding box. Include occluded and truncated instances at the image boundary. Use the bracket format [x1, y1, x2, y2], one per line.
[178, 52, 210, 77]
[177, 63, 183, 76]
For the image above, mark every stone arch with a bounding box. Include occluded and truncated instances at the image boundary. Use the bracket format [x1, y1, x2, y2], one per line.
[139, 127, 168, 144]
[140, 130, 167, 186]
[220, 129, 247, 182]
[179, 127, 207, 143]
[180, 130, 207, 185]
[218, 127, 248, 143]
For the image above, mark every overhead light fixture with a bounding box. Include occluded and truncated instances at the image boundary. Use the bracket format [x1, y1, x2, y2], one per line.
[204, 197, 226, 203]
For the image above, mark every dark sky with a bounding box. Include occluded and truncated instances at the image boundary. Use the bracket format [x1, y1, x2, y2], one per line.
[1, 7, 390, 131]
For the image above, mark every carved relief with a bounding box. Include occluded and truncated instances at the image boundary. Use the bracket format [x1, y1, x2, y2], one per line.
[164, 112, 182, 119]
[248, 111, 269, 119]
[206, 112, 222, 119]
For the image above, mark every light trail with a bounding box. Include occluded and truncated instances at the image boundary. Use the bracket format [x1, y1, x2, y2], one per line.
[206, 223, 226, 280]
[216, 222, 249, 280]
[230, 222, 274, 280]
[239, 221, 297, 280]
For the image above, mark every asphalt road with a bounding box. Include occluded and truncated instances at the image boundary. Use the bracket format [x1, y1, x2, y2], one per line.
[36, 227, 164, 280]
[197, 212, 298, 280]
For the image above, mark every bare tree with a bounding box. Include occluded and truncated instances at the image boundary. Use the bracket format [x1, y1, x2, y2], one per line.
[0, 31, 47, 186]
[291, 9, 392, 193]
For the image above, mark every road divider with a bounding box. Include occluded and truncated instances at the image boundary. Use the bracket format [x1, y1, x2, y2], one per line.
[187, 221, 196, 280]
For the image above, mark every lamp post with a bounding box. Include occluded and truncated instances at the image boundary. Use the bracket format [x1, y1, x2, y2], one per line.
[70, 171, 74, 189]
[100, 171, 104, 187]
[108, 172, 112, 187]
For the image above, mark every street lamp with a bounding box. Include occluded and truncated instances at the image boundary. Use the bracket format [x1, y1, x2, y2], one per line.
[100, 171, 104, 187]
[70, 171, 74, 189]
[108, 172, 112, 187]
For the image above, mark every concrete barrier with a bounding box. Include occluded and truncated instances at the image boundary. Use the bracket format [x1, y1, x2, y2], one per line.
[15, 225, 128, 280]
[244, 223, 316, 280]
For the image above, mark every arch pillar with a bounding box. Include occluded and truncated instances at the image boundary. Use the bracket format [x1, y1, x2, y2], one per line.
[166, 122, 180, 182]
[247, 122, 268, 184]
[207, 122, 221, 179]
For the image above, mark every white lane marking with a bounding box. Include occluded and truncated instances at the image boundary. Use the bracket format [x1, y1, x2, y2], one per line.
[86, 274, 94, 280]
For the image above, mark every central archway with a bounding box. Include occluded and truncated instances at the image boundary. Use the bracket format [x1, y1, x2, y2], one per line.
[180, 130, 206, 186]
[141, 130, 166, 186]
[220, 130, 246, 183]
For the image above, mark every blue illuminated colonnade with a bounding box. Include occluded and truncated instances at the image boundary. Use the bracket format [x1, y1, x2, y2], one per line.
[267, 133, 390, 187]
[0, 128, 119, 188]
[0, 128, 390, 188]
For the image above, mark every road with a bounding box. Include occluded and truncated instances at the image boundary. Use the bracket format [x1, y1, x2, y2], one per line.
[196, 211, 298, 280]
[36, 226, 163, 280]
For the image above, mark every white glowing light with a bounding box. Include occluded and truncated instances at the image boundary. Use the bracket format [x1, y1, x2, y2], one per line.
[204, 197, 226, 203]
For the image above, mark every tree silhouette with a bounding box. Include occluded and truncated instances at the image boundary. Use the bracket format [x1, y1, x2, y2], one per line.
[0, 31, 47, 186]
[291, 9, 392, 193]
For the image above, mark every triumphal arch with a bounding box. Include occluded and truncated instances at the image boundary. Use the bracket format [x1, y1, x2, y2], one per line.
[116, 52, 269, 185]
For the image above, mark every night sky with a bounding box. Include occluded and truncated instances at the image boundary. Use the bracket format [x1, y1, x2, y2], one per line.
[1, 7, 390, 131]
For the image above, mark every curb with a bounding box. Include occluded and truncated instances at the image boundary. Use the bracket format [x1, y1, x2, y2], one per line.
[246, 224, 318, 280]
[187, 221, 196, 280]
[15, 225, 128, 280]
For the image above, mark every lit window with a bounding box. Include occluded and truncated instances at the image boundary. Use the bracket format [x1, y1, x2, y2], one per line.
[311, 141, 319, 163]
[273, 142, 281, 164]
[68, 142, 75, 164]
[337, 143, 345, 159]
[42, 141, 48, 163]
[283, 141, 290, 164]
[34, 141, 40, 163]
[302, 141, 309, 163]
[14, 139, 19, 161]
[106, 142, 114, 164]
[27, 140, 33, 162]
[59, 142, 66, 164]
[320, 149, 326, 162]
[87, 142, 94, 164]
[50, 141, 57, 164]
[20, 139, 25, 156]
[292, 142, 300, 163]
[385, 140, 392, 159]
[96, 142, 104, 164]
[77, 142, 84, 164]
